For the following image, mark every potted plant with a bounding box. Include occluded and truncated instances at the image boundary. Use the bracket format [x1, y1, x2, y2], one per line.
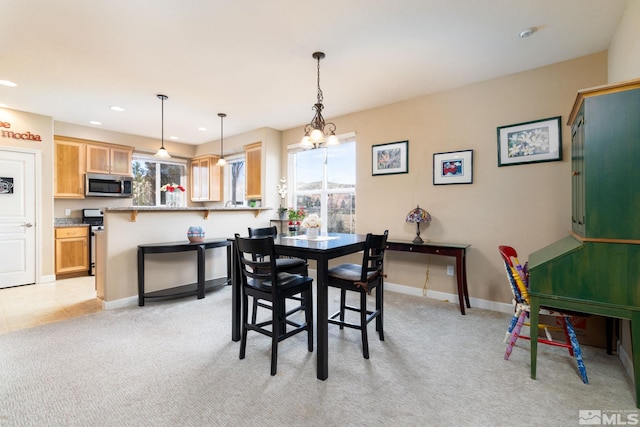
[277, 177, 288, 219]
[287, 207, 306, 234]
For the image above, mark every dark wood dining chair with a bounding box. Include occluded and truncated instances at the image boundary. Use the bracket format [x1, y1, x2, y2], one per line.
[247, 226, 308, 323]
[327, 230, 389, 359]
[235, 233, 314, 375]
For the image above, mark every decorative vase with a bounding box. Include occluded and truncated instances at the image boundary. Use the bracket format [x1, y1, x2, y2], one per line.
[187, 226, 205, 243]
[279, 211, 287, 220]
[166, 191, 180, 207]
[306, 228, 319, 239]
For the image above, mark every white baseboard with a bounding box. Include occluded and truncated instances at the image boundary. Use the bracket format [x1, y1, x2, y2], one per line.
[618, 338, 635, 386]
[102, 295, 138, 310]
[39, 274, 56, 284]
[384, 281, 514, 314]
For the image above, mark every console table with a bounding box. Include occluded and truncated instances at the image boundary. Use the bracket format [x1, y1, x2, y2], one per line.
[385, 240, 471, 315]
[137, 238, 231, 306]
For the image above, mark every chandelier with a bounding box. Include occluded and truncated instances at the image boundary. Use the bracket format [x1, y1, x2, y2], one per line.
[300, 52, 339, 149]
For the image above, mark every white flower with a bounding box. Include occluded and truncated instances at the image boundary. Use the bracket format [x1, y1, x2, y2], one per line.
[302, 213, 321, 228]
[277, 177, 287, 201]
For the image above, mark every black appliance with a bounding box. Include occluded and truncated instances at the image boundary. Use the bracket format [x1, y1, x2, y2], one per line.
[82, 209, 104, 276]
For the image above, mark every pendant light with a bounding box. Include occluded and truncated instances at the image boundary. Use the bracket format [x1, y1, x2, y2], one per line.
[217, 113, 227, 166]
[155, 94, 171, 158]
[300, 51, 339, 150]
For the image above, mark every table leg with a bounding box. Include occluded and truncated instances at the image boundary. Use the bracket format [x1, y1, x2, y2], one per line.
[196, 245, 205, 299]
[529, 296, 540, 380]
[455, 252, 466, 315]
[231, 240, 241, 342]
[316, 258, 329, 380]
[137, 248, 145, 306]
[461, 251, 470, 309]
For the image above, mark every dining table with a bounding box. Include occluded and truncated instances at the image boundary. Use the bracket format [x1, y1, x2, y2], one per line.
[230, 232, 367, 380]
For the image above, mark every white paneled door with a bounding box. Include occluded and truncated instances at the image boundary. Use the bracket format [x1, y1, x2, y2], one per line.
[0, 149, 36, 288]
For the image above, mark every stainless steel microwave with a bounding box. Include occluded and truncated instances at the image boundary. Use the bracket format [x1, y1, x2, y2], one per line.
[85, 173, 133, 197]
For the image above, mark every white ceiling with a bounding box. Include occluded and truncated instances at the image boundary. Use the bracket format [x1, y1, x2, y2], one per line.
[0, 0, 629, 145]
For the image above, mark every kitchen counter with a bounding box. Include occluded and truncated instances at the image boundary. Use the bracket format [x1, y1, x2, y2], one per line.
[105, 206, 273, 221]
[96, 208, 271, 306]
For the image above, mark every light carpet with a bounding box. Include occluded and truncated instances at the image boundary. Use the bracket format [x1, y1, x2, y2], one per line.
[0, 284, 636, 426]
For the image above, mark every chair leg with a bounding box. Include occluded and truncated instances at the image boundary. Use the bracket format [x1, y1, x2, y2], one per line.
[504, 307, 521, 343]
[376, 284, 384, 341]
[360, 291, 369, 359]
[305, 288, 314, 352]
[251, 298, 259, 324]
[271, 301, 280, 376]
[565, 317, 588, 384]
[560, 318, 575, 356]
[339, 289, 346, 330]
[239, 294, 249, 360]
[505, 310, 526, 360]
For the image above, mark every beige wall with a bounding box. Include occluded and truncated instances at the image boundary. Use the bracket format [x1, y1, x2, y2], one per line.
[608, 0, 640, 83]
[283, 52, 608, 305]
[0, 108, 55, 280]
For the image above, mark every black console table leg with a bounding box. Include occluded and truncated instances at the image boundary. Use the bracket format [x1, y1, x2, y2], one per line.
[137, 247, 145, 306]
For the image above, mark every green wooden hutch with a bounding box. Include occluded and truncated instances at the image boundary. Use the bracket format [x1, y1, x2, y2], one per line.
[527, 78, 640, 408]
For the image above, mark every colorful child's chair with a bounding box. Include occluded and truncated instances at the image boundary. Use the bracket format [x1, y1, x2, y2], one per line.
[498, 245, 588, 384]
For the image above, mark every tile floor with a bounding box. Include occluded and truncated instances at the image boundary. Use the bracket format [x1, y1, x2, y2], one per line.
[0, 276, 102, 335]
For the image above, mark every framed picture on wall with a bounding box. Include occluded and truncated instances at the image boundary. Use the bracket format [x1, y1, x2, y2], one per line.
[372, 140, 408, 176]
[497, 116, 562, 166]
[433, 149, 473, 185]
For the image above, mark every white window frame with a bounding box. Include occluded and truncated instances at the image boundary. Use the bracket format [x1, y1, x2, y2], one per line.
[132, 154, 187, 207]
[287, 132, 356, 234]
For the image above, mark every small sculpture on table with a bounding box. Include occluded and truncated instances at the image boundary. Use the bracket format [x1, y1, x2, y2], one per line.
[406, 205, 432, 244]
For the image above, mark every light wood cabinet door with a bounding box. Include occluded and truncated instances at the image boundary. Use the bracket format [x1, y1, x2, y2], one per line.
[54, 138, 85, 198]
[190, 155, 222, 201]
[55, 227, 89, 275]
[110, 146, 133, 175]
[244, 142, 261, 200]
[87, 144, 133, 175]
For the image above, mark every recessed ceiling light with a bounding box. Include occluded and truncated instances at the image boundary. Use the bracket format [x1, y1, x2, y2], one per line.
[198, 127, 207, 131]
[519, 27, 537, 38]
[109, 105, 125, 112]
[0, 80, 17, 87]
[89, 120, 102, 125]
[169, 136, 178, 140]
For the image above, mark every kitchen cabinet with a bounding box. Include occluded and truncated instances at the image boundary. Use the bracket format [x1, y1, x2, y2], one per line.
[55, 226, 89, 277]
[86, 143, 133, 176]
[190, 155, 222, 202]
[54, 137, 85, 198]
[244, 142, 261, 200]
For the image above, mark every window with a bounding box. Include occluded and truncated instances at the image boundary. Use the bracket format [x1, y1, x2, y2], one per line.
[290, 135, 356, 233]
[132, 155, 187, 207]
[225, 156, 246, 206]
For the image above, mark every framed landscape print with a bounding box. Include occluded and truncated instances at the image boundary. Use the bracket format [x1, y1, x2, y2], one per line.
[497, 116, 562, 166]
[372, 140, 408, 176]
[433, 149, 473, 185]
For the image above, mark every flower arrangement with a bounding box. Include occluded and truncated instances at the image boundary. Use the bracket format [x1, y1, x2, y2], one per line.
[277, 177, 287, 216]
[301, 213, 321, 228]
[287, 207, 305, 222]
[161, 183, 186, 192]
